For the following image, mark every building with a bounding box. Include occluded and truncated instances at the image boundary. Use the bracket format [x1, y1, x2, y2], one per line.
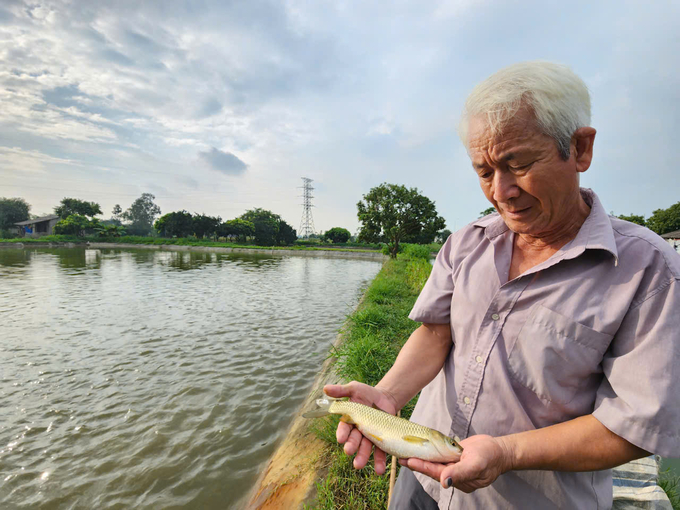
[15, 215, 60, 238]
[661, 229, 680, 254]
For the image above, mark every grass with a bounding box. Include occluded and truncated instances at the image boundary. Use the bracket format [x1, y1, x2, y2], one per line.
[305, 252, 433, 509]
[660, 469, 680, 510]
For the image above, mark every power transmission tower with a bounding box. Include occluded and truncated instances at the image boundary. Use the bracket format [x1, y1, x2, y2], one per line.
[298, 177, 316, 238]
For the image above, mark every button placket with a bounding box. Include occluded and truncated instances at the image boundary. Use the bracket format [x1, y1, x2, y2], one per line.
[457, 279, 531, 439]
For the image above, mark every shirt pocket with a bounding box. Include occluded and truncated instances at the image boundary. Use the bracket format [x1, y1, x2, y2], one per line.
[507, 304, 613, 405]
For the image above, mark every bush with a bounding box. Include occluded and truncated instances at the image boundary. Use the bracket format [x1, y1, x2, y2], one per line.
[323, 227, 351, 244]
[401, 243, 431, 260]
[382, 243, 403, 256]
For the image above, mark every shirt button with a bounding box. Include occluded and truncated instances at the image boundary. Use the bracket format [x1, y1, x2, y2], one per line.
[463, 396, 471, 405]
[491, 313, 500, 321]
[475, 355, 483, 363]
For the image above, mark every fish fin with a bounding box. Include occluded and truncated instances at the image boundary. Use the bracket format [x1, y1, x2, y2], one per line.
[302, 409, 329, 418]
[339, 414, 355, 425]
[402, 435, 430, 444]
[366, 432, 383, 442]
[302, 396, 334, 419]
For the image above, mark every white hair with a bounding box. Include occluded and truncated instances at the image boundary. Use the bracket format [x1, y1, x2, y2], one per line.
[458, 61, 591, 159]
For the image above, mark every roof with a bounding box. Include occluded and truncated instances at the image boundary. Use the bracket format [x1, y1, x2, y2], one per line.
[661, 229, 680, 239]
[15, 214, 60, 226]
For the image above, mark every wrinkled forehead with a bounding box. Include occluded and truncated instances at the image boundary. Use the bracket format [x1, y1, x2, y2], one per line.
[466, 110, 548, 160]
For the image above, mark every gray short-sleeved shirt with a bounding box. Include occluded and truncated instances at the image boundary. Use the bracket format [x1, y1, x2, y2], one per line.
[408, 188, 680, 509]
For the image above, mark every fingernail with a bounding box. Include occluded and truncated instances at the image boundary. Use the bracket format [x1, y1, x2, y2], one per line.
[446, 477, 453, 488]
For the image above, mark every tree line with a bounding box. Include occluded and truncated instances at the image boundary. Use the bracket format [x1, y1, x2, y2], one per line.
[154, 208, 297, 246]
[3, 189, 677, 255]
[616, 203, 680, 235]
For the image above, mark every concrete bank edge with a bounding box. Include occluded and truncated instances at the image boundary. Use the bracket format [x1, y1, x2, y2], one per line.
[1, 241, 387, 261]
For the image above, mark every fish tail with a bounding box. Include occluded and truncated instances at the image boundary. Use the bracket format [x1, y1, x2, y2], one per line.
[302, 395, 335, 418]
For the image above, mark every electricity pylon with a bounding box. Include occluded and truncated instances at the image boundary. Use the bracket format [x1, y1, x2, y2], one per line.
[298, 177, 316, 238]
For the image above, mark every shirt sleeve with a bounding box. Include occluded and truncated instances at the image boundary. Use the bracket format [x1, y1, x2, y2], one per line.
[593, 277, 680, 457]
[408, 234, 455, 324]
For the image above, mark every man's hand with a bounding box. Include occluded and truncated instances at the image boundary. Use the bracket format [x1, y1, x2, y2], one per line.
[400, 434, 512, 492]
[323, 382, 398, 475]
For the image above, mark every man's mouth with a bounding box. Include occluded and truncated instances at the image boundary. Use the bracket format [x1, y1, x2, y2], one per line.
[503, 206, 531, 217]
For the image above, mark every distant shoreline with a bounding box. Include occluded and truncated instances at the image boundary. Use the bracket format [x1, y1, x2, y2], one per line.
[0, 241, 386, 260]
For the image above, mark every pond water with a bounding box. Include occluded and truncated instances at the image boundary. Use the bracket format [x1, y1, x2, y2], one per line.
[0, 248, 382, 509]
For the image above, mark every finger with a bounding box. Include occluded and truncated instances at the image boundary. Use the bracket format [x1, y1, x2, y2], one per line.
[439, 462, 481, 492]
[336, 421, 353, 444]
[440, 464, 457, 489]
[402, 458, 445, 481]
[353, 436, 373, 470]
[343, 427, 364, 456]
[374, 447, 387, 476]
[323, 384, 350, 398]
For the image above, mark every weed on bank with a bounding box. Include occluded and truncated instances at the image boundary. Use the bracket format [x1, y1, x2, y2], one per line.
[306, 252, 433, 510]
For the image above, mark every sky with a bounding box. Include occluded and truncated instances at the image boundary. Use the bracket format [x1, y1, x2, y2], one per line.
[1, 0, 678, 234]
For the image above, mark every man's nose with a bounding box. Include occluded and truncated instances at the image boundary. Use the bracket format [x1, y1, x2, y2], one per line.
[492, 171, 520, 203]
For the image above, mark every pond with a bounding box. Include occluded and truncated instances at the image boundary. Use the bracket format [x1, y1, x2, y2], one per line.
[0, 248, 382, 509]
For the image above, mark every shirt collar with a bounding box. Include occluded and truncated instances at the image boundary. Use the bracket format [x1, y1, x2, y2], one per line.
[473, 188, 619, 265]
[567, 188, 619, 265]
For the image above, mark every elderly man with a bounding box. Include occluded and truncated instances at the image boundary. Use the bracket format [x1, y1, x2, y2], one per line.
[325, 61, 680, 509]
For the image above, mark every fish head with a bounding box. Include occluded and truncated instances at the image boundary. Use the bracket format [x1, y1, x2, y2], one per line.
[429, 430, 463, 462]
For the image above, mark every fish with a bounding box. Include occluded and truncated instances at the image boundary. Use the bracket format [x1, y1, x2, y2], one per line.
[303, 396, 463, 463]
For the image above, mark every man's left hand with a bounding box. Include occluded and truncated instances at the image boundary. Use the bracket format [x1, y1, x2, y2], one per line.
[399, 434, 512, 493]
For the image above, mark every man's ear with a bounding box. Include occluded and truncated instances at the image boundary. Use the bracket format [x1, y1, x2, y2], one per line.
[572, 127, 596, 173]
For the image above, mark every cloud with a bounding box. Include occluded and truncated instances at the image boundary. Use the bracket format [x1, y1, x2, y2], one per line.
[0, 0, 677, 233]
[198, 147, 247, 176]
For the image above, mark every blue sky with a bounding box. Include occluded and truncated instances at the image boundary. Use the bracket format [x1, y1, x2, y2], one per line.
[1, 0, 678, 233]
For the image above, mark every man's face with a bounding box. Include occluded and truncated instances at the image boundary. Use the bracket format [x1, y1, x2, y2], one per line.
[467, 110, 584, 237]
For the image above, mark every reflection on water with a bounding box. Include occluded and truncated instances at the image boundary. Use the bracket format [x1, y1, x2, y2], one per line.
[0, 248, 381, 509]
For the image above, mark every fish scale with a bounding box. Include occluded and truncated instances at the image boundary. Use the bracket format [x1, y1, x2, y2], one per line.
[306, 398, 462, 462]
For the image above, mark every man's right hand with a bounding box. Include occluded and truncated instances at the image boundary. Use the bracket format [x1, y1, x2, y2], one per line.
[323, 381, 398, 475]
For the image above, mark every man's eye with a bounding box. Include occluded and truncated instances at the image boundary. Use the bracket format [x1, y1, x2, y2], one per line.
[479, 171, 493, 179]
[509, 162, 533, 171]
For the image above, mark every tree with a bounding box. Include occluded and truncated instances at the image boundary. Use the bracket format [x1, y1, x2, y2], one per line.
[617, 214, 646, 227]
[0, 197, 31, 231]
[54, 198, 102, 219]
[276, 219, 297, 246]
[192, 213, 221, 239]
[646, 202, 680, 235]
[53, 214, 101, 237]
[357, 183, 446, 258]
[323, 227, 351, 243]
[122, 193, 161, 236]
[94, 224, 126, 238]
[154, 211, 193, 238]
[112, 204, 123, 221]
[479, 206, 496, 218]
[437, 228, 453, 243]
[219, 219, 255, 242]
[239, 208, 280, 246]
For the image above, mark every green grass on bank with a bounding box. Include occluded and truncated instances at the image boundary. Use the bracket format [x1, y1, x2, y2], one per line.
[305, 252, 432, 510]
[0, 235, 384, 253]
[660, 469, 680, 510]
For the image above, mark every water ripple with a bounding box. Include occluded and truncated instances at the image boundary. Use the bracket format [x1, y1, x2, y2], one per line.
[0, 248, 380, 509]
